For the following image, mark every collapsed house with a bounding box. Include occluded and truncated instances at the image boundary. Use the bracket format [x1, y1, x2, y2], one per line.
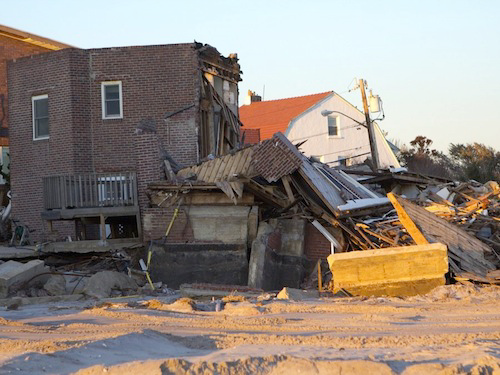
[5, 38, 499, 296]
[7, 42, 242, 243]
[147, 132, 500, 292]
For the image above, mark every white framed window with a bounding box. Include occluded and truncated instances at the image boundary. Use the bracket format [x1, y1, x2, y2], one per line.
[327, 115, 340, 137]
[101, 81, 123, 119]
[32, 94, 49, 140]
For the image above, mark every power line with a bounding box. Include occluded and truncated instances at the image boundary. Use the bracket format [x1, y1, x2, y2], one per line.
[291, 122, 365, 143]
[320, 144, 371, 157]
[324, 151, 372, 165]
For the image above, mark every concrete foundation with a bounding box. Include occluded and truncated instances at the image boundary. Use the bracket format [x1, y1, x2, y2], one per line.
[149, 243, 248, 289]
[248, 222, 308, 291]
[188, 206, 251, 244]
[276, 218, 306, 257]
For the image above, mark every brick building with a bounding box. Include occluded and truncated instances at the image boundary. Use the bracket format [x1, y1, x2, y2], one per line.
[7, 43, 242, 242]
[0, 24, 70, 184]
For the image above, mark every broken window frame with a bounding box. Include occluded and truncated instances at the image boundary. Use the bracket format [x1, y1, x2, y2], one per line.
[327, 115, 340, 137]
[32, 94, 49, 140]
[101, 81, 123, 119]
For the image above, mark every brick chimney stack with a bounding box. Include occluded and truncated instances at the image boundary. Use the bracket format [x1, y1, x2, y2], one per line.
[244, 90, 262, 105]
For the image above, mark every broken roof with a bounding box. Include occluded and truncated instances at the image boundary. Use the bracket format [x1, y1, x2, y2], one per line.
[239, 92, 332, 140]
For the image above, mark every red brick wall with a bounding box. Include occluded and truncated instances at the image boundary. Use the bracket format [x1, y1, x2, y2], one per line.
[8, 49, 81, 240]
[8, 44, 201, 242]
[0, 35, 56, 145]
[304, 222, 332, 261]
[87, 44, 199, 172]
[241, 128, 260, 146]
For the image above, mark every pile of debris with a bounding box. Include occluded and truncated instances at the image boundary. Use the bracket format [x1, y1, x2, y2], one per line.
[422, 180, 500, 253]
[148, 132, 500, 296]
[0, 241, 157, 304]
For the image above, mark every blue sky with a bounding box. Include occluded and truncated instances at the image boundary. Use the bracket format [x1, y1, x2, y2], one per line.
[2, 0, 499, 152]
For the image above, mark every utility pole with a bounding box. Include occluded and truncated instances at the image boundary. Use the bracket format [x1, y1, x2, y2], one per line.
[359, 78, 380, 171]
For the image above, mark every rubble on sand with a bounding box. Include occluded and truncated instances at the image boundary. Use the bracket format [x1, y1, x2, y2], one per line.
[148, 132, 500, 297]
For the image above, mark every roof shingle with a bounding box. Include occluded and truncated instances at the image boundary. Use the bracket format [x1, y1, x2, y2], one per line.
[239, 91, 332, 140]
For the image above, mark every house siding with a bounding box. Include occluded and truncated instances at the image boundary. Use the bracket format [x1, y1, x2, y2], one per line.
[286, 94, 400, 169]
[8, 44, 201, 241]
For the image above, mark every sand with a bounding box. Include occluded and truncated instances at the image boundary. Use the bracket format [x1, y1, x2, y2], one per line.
[0, 284, 498, 374]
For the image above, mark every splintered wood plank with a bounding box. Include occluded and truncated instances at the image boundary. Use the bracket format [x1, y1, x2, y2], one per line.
[241, 148, 254, 175]
[197, 162, 212, 182]
[222, 152, 238, 179]
[227, 150, 244, 178]
[327, 243, 448, 297]
[207, 157, 224, 182]
[282, 175, 296, 204]
[234, 148, 250, 176]
[229, 181, 244, 198]
[216, 181, 236, 203]
[358, 226, 398, 246]
[393, 194, 498, 277]
[200, 159, 217, 182]
[214, 154, 230, 182]
[387, 193, 428, 245]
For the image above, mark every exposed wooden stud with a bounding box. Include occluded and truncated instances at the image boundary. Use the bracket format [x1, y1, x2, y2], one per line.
[387, 193, 428, 245]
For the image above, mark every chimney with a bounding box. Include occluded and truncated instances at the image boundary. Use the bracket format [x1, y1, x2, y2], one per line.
[244, 90, 262, 105]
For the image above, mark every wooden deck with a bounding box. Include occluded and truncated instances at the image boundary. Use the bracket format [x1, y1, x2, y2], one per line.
[43, 172, 138, 211]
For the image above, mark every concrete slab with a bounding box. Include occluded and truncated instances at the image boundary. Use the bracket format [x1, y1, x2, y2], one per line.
[327, 243, 448, 297]
[0, 259, 49, 298]
[0, 246, 38, 260]
[276, 287, 319, 300]
[0, 239, 141, 260]
[42, 239, 141, 254]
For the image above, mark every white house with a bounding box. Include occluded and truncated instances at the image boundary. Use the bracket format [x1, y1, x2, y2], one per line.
[239, 91, 400, 169]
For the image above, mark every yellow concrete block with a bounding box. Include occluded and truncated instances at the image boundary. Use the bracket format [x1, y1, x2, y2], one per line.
[327, 243, 448, 297]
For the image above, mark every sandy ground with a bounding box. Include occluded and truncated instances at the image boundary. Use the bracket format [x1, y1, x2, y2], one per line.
[0, 284, 499, 374]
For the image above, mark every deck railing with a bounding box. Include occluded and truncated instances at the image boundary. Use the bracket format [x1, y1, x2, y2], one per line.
[43, 172, 138, 210]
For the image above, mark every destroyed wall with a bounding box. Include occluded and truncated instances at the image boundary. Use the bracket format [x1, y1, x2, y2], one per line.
[150, 243, 248, 288]
[87, 44, 199, 171]
[304, 222, 332, 261]
[248, 222, 308, 291]
[142, 207, 194, 242]
[8, 44, 202, 241]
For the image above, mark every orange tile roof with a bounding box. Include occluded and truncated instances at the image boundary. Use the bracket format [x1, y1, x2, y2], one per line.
[239, 91, 332, 140]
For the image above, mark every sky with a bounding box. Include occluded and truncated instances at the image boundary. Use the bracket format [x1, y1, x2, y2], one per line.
[2, 0, 500, 152]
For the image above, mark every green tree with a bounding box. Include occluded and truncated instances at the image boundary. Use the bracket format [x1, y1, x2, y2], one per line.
[448, 143, 500, 183]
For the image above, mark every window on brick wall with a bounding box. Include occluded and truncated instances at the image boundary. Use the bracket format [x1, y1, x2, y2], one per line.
[32, 94, 49, 140]
[101, 81, 123, 119]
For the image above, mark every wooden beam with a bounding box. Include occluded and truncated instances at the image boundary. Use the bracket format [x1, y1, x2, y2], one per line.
[387, 193, 428, 245]
[282, 176, 296, 204]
